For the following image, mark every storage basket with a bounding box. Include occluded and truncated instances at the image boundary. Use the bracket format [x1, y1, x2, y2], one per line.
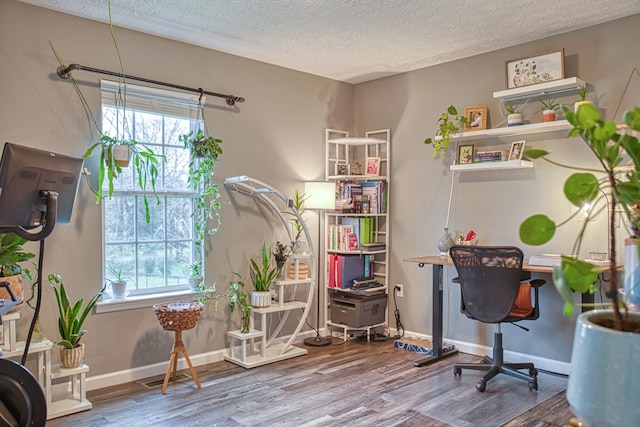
[153, 302, 203, 331]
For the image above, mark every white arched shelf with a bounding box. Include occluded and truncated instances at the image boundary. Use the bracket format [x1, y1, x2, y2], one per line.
[223, 175, 314, 368]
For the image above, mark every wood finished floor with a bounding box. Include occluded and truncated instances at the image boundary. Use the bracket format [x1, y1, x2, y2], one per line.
[47, 338, 574, 426]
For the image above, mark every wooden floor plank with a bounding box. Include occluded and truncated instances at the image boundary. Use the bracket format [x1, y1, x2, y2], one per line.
[46, 338, 574, 426]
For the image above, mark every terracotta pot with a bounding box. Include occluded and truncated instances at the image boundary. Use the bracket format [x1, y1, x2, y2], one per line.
[566, 310, 640, 426]
[60, 343, 85, 369]
[542, 109, 556, 122]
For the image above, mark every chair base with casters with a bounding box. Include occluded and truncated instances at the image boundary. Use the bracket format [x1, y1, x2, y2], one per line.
[453, 324, 538, 392]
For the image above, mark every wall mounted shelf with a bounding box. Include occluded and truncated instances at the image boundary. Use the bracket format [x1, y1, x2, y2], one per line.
[493, 77, 586, 101]
[450, 159, 533, 172]
[436, 120, 572, 144]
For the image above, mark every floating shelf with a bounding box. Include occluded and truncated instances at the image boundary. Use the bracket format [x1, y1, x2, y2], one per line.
[493, 77, 586, 101]
[436, 120, 572, 143]
[327, 137, 388, 145]
[450, 159, 533, 172]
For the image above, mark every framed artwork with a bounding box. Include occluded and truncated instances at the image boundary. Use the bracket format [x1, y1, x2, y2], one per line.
[458, 144, 474, 165]
[463, 106, 488, 132]
[334, 163, 350, 175]
[508, 140, 526, 161]
[505, 49, 565, 89]
[366, 157, 381, 176]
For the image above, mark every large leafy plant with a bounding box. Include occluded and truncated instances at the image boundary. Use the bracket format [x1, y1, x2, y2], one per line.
[49, 273, 105, 349]
[0, 232, 35, 277]
[519, 103, 640, 331]
[424, 105, 468, 158]
[250, 242, 279, 292]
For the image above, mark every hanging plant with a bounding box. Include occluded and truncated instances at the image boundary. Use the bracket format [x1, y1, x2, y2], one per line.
[424, 105, 468, 158]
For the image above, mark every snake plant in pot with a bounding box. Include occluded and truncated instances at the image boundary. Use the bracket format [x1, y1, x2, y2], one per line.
[249, 242, 279, 308]
[49, 273, 105, 368]
[519, 103, 640, 426]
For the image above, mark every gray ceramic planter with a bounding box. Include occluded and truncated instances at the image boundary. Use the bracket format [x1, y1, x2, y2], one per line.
[567, 310, 640, 426]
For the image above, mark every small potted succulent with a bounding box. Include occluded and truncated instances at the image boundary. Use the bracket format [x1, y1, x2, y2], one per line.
[249, 242, 279, 307]
[538, 98, 559, 122]
[505, 102, 523, 126]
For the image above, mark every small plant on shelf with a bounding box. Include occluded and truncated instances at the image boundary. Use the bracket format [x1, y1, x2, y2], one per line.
[538, 98, 559, 112]
[228, 274, 251, 333]
[250, 242, 279, 292]
[424, 105, 468, 158]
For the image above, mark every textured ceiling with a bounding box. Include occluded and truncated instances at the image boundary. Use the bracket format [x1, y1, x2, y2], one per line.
[17, 0, 640, 84]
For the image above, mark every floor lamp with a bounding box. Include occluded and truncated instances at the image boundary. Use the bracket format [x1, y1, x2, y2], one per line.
[303, 181, 335, 347]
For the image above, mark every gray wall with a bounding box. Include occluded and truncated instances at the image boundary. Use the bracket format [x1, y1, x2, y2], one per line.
[1, 1, 353, 377]
[354, 14, 640, 364]
[3, 0, 640, 381]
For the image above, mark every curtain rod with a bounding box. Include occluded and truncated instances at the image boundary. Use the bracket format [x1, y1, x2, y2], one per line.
[56, 63, 246, 106]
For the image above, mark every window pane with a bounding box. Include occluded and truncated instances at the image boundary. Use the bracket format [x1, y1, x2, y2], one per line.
[167, 197, 193, 241]
[164, 147, 190, 191]
[168, 240, 192, 285]
[137, 243, 165, 289]
[104, 197, 135, 241]
[137, 196, 165, 241]
[105, 243, 135, 281]
[165, 117, 191, 147]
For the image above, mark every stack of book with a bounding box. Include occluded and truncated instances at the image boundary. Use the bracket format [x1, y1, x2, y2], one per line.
[474, 150, 508, 163]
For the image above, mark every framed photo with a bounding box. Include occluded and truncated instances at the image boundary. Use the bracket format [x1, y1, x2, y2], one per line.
[458, 144, 474, 165]
[463, 106, 488, 132]
[366, 157, 381, 176]
[508, 140, 526, 161]
[505, 49, 565, 89]
[334, 163, 350, 176]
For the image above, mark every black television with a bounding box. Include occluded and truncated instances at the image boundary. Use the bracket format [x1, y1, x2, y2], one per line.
[0, 142, 83, 240]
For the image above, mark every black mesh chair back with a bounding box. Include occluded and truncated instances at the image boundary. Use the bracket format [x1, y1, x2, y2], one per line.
[449, 245, 542, 392]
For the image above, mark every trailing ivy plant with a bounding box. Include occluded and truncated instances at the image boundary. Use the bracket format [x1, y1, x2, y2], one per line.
[424, 105, 468, 158]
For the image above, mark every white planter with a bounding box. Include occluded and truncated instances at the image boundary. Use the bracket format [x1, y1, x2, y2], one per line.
[566, 310, 640, 426]
[110, 280, 128, 300]
[105, 145, 132, 167]
[188, 276, 203, 291]
[507, 112, 523, 126]
[574, 100, 594, 114]
[251, 291, 271, 308]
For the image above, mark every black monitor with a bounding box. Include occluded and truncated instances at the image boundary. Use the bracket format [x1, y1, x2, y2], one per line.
[0, 142, 83, 240]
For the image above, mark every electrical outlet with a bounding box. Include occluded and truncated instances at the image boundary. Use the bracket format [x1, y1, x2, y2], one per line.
[395, 284, 404, 298]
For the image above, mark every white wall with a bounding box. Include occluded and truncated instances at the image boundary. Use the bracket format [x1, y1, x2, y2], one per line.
[0, 1, 354, 377]
[354, 14, 640, 363]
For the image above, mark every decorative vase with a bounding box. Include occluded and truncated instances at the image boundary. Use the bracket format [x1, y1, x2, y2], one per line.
[288, 262, 309, 279]
[566, 310, 640, 427]
[507, 113, 523, 126]
[624, 238, 640, 311]
[542, 109, 556, 122]
[251, 291, 271, 308]
[437, 228, 455, 256]
[60, 343, 85, 369]
[240, 315, 250, 333]
[31, 317, 44, 343]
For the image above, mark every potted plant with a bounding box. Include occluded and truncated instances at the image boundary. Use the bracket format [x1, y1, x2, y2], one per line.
[228, 274, 252, 333]
[49, 273, 105, 368]
[272, 241, 290, 279]
[249, 242, 279, 307]
[179, 129, 224, 239]
[187, 261, 204, 292]
[505, 102, 523, 126]
[105, 267, 131, 299]
[574, 84, 592, 113]
[519, 103, 640, 426]
[0, 232, 35, 312]
[285, 190, 310, 279]
[538, 98, 559, 122]
[424, 105, 468, 158]
[83, 135, 165, 223]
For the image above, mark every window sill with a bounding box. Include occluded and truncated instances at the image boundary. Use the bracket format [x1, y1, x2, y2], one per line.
[95, 290, 200, 313]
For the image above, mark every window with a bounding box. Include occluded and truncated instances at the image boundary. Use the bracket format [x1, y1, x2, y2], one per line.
[101, 80, 203, 296]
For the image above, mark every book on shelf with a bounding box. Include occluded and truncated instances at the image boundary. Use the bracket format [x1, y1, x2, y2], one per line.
[327, 254, 366, 289]
[362, 242, 385, 251]
[341, 217, 360, 250]
[528, 253, 562, 266]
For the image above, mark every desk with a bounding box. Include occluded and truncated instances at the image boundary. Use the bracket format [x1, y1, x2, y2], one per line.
[403, 255, 604, 368]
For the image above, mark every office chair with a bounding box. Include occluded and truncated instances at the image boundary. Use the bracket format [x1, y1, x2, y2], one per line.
[449, 245, 545, 392]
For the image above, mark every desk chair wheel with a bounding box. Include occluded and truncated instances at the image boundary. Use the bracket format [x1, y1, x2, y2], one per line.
[453, 367, 462, 376]
[476, 380, 487, 392]
[529, 379, 538, 391]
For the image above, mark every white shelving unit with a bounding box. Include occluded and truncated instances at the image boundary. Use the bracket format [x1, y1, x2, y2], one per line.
[223, 176, 314, 368]
[1, 311, 91, 419]
[324, 129, 391, 340]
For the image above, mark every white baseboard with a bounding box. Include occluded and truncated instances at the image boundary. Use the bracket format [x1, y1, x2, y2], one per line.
[392, 329, 571, 376]
[86, 330, 318, 391]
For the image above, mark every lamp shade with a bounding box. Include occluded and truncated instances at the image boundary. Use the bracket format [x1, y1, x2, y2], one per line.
[304, 182, 335, 210]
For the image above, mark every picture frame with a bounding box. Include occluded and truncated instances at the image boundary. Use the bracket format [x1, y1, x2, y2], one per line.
[366, 157, 381, 176]
[505, 49, 565, 89]
[334, 163, 350, 176]
[458, 144, 474, 165]
[463, 106, 488, 132]
[508, 140, 526, 161]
